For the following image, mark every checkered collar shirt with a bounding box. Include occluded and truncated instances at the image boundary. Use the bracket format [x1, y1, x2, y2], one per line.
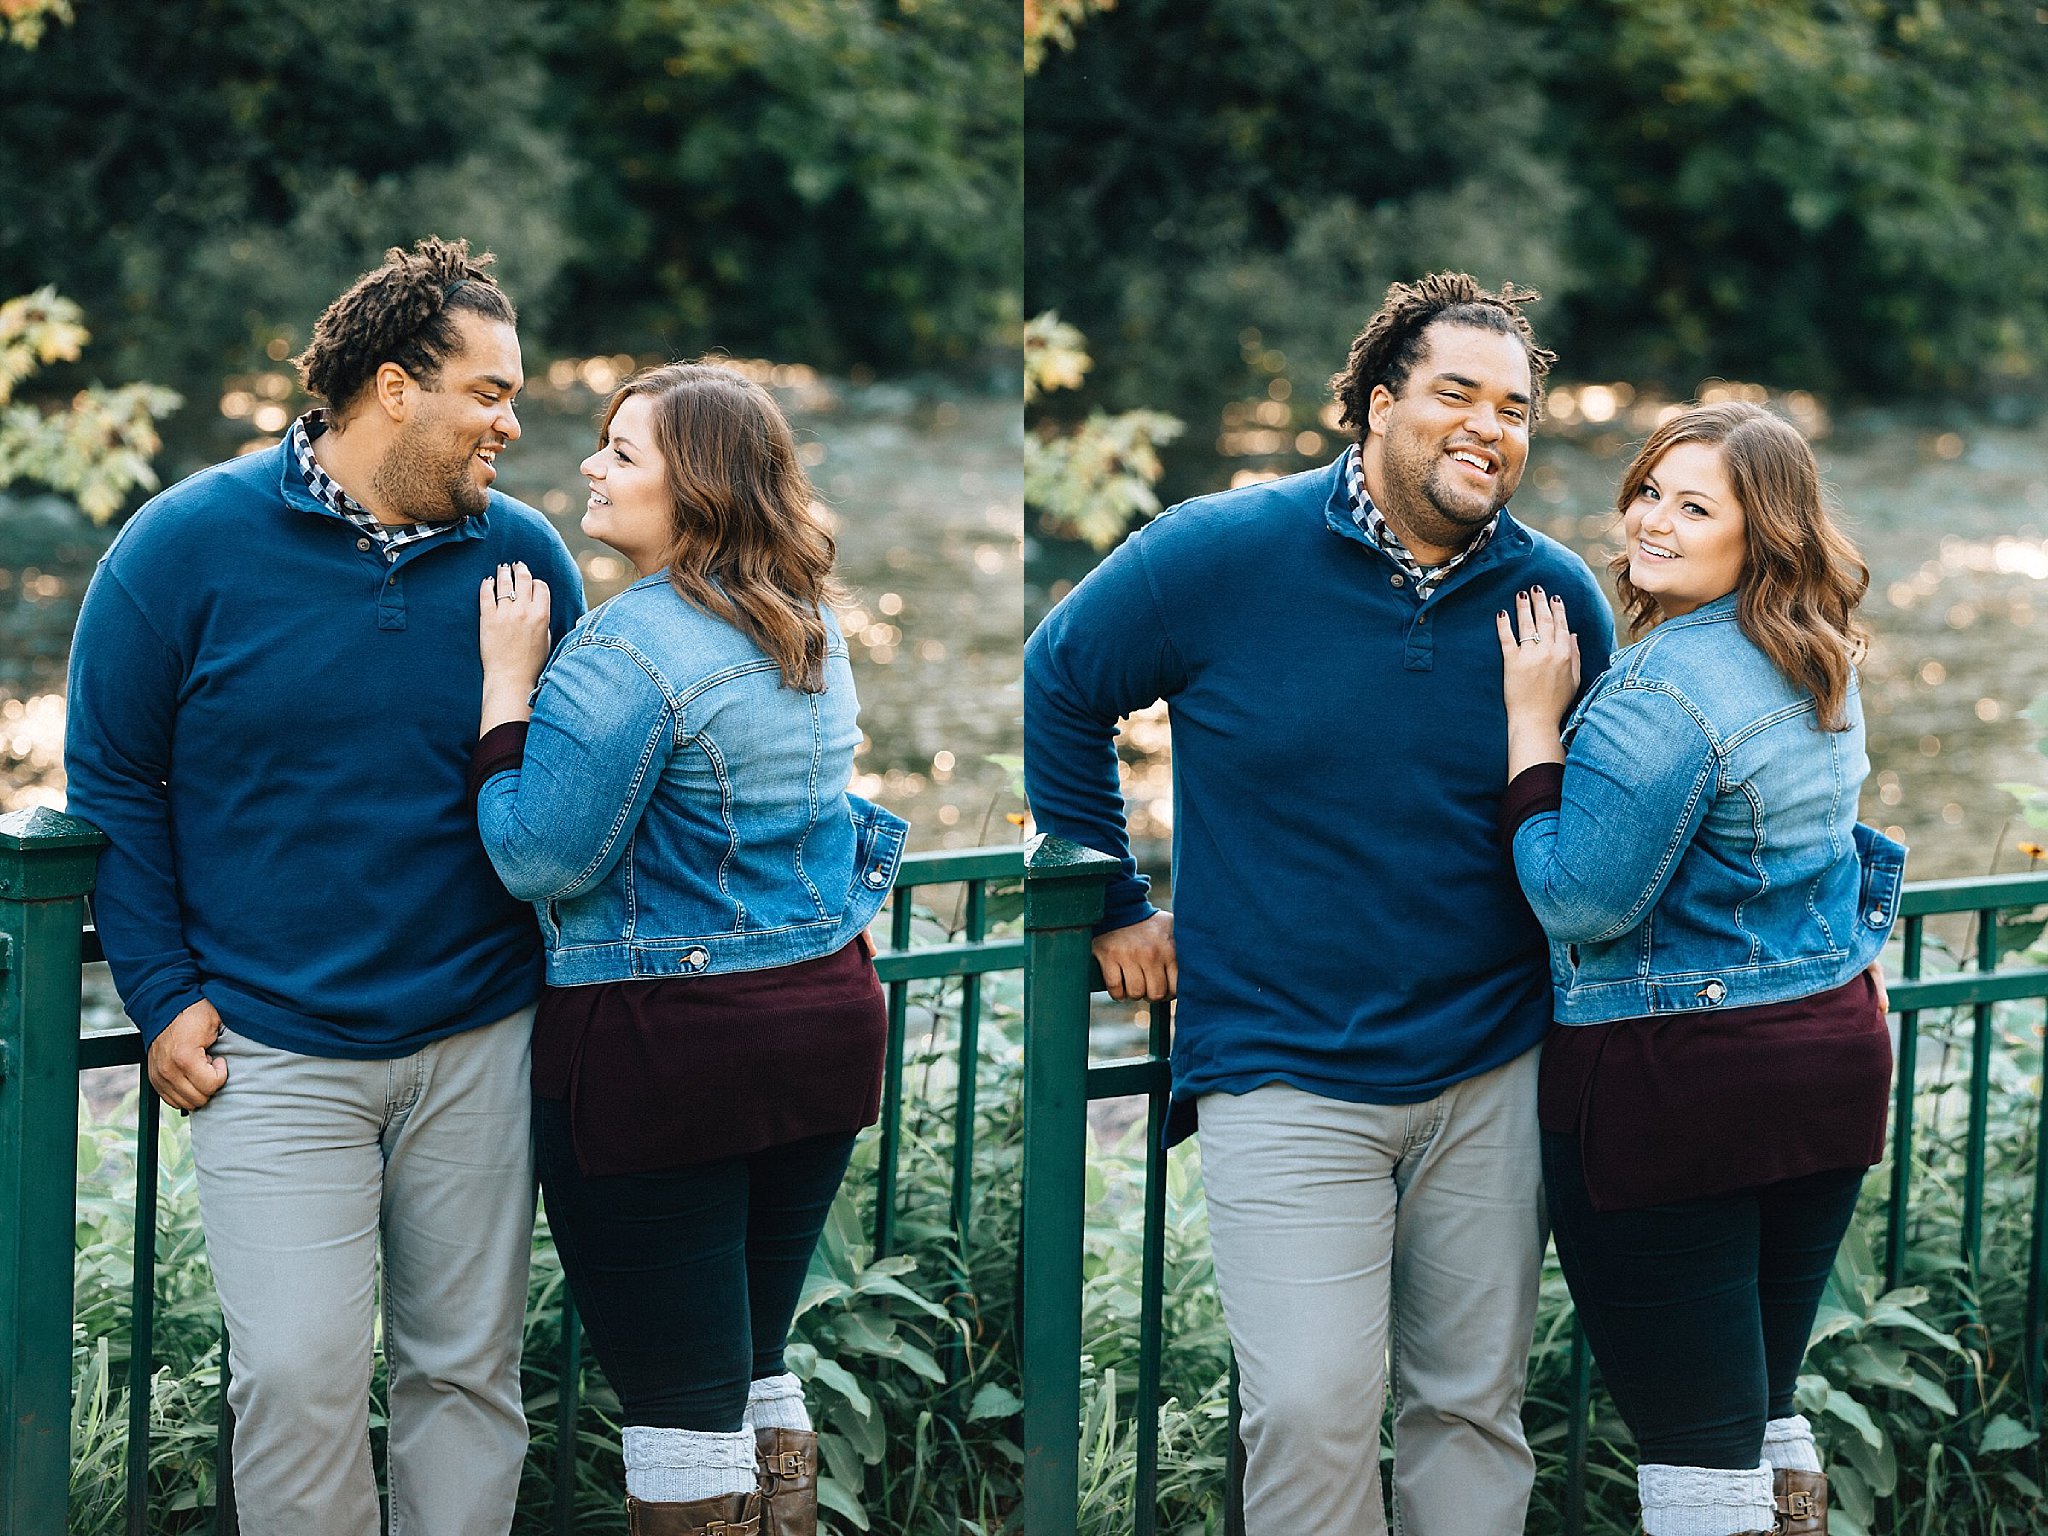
[289, 411, 474, 562]
[1341, 441, 1498, 600]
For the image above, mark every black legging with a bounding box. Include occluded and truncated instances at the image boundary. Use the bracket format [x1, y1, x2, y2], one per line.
[1541, 1130, 1866, 1468]
[535, 1095, 856, 1432]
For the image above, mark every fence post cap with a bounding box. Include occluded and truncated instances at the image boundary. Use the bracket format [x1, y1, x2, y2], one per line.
[0, 806, 107, 900]
[1022, 834, 1121, 881]
[0, 806, 108, 851]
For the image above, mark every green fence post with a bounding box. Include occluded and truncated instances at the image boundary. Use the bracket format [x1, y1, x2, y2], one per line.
[0, 807, 107, 1536]
[1021, 835, 1118, 1536]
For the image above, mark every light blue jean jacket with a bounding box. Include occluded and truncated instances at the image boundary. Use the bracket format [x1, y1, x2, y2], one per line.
[476, 574, 907, 984]
[1512, 593, 1905, 1024]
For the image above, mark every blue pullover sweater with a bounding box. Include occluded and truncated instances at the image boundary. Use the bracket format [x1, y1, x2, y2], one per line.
[64, 441, 584, 1057]
[1024, 454, 1615, 1140]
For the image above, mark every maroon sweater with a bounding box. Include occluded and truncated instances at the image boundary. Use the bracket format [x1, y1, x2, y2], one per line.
[1505, 762, 1891, 1211]
[472, 723, 887, 1175]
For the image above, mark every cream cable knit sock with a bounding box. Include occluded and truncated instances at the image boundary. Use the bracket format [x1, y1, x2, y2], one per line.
[1761, 1413, 1824, 1473]
[621, 1425, 757, 1503]
[746, 1372, 812, 1432]
[1638, 1461, 1777, 1536]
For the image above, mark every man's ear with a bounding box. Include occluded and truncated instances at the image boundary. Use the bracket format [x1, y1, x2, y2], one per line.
[1365, 382, 1394, 439]
[371, 361, 415, 424]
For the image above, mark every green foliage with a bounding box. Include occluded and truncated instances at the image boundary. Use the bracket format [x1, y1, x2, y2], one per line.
[0, 0, 1017, 489]
[1024, 0, 1118, 75]
[1025, 313, 1183, 548]
[0, 287, 181, 522]
[543, 0, 1021, 372]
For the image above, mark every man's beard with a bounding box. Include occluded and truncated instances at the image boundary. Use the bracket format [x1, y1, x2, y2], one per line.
[1380, 429, 1512, 551]
[373, 421, 486, 524]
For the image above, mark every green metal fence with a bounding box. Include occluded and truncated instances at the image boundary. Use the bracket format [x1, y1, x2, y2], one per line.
[1016, 834, 2048, 1536]
[0, 805, 1024, 1536]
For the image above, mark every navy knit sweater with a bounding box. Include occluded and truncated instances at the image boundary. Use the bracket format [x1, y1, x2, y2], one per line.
[65, 441, 584, 1056]
[1025, 454, 1616, 1140]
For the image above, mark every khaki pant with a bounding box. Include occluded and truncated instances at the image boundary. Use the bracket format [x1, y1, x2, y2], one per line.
[188, 1007, 536, 1536]
[1197, 1047, 1545, 1536]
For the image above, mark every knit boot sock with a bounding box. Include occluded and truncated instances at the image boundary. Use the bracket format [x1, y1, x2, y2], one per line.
[622, 1426, 759, 1504]
[1762, 1414, 1823, 1473]
[745, 1373, 812, 1432]
[747, 1375, 817, 1536]
[1638, 1461, 1778, 1536]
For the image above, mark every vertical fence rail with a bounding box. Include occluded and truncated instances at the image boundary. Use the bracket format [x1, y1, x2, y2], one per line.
[1020, 837, 1119, 1535]
[123, 1083, 160, 1536]
[0, 807, 107, 1536]
[1887, 915, 1926, 1293]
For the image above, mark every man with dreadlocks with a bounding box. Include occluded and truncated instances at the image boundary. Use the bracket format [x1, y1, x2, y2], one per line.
[1026, 273, 1615, 1534]
[66, 238, 583, 1534]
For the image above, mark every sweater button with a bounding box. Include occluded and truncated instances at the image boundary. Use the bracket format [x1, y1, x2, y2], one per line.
[356, 537, 372, 552]
[683, 947, 709, 971]
[1389, 573, 1406, 588]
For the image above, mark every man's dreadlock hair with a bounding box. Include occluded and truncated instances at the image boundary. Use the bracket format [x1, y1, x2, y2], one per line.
[294, 237, 517, 415]
[1328, 272, 1556, 439]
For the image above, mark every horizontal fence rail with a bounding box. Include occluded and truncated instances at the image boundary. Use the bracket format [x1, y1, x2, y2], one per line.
[0, 806, 1024, 1536]
[1017, 836, 2048, 1536]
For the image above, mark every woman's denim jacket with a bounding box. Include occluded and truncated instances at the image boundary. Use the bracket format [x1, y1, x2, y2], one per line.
[1512, 593, 1906, 1025]
[476, 574, 907, 985]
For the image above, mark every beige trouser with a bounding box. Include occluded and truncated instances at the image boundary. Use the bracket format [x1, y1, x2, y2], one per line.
[188, 1007, 536, 1536]
[1197, 1046, 1545, 1536]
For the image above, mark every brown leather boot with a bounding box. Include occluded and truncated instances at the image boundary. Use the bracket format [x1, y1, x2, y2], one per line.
[1775, 1466, 1828, 1534]
[625, 1491, 762, 1536]
[755, 1426, 818, 1536]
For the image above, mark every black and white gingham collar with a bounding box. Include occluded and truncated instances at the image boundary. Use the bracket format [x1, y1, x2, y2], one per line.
[289, 411, 473, 560]
[1341, 442, 1498, 600]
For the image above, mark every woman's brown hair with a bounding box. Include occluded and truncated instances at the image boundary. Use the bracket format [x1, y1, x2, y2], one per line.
[600, 361, 840, 692]
[1611, 401, 1870, 731]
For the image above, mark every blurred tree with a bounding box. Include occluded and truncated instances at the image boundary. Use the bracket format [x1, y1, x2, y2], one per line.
[0, 0, 574, 477]
[1024, 311, 1181, 548]
[1527, 0, 2048, 396]
[542, 0, 1020, 372]
[1024, 0, 1576, 502]
[0, 289, 180, 522]
[0, 6, 178, 523]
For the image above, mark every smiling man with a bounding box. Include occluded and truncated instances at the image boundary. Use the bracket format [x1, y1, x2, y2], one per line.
[1025, 273, 1615, 1535]
[64, 238, 583, 1535]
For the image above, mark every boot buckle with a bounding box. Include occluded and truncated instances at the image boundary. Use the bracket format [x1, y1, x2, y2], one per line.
[1782, 1490, 1817, 1519]
[765, 1449, 809, 1480]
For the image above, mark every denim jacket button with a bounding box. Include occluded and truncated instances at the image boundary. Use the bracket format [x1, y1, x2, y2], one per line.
[683, 947, 710, 971]
[1698, 979, 1727, 1004]
[864, 867, 890, 889]
[1867, 907, 1887, 927]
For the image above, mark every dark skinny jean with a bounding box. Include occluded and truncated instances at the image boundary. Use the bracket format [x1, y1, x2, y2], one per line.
[1541, 1130, 1866, 1468]
[535, 1095, 855, 1433]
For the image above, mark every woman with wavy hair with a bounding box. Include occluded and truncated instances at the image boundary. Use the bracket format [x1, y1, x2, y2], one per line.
[1496, 402, 1902, 1536]
[471, 362, 907, 1536]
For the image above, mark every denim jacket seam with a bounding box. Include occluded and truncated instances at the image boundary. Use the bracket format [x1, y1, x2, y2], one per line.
[556, 709, 673, 900]
[791, 693, 829, 920]
[1734, 779, 1766, 964]
[692, 732, 745, 929]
